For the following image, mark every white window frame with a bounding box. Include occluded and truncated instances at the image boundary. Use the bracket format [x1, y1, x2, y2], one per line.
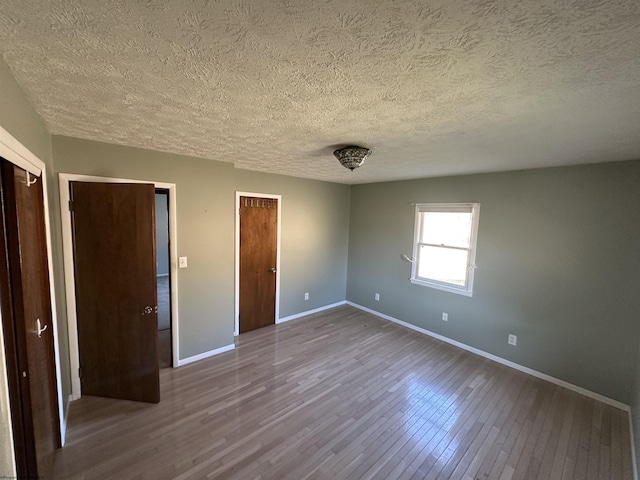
[410, 202, 480, 297]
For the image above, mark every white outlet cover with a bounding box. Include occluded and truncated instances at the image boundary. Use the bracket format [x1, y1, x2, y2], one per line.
[375, 293, 380, 301]
[179, 256, 188, 268]
[304, 292, 309, 300]
[442, 312, 448, 321]
[508, 334, 517, 346]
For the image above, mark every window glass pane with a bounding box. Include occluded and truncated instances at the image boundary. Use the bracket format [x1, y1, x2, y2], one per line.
[420, 212, 472, 248]
[417, 245, 468, 286]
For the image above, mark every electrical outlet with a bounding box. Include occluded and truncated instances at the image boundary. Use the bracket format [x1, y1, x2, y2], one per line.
[508, 334, 517, 346]
[178, 256, 188, 268]
[375, 293, 380, 301]
[442, 312, 448, 322]
[304, 292, 309, 300]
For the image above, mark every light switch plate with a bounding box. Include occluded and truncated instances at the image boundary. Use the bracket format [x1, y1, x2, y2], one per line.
[179, 256, 188, 268]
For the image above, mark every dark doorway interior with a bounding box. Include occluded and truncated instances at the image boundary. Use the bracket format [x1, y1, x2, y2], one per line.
[155, 190, 172, 368]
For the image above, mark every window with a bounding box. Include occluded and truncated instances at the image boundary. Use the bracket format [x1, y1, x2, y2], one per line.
[410, 203, 480, 296]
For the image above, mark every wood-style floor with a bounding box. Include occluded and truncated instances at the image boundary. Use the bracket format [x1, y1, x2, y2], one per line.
[53, 306, 633, 480]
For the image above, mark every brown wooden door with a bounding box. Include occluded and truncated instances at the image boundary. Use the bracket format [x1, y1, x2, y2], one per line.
[239, 196, 278, 333]
[0, 160, 59, 478]
[70, 182, 160, 403]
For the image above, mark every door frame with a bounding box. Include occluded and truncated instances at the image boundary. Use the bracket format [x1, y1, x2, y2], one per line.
[0, 126, 65, 446]
[234, 191, 282, 336]
[59, 173, 179, 400]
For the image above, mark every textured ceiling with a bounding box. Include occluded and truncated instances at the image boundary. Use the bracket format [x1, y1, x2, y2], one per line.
[1, 0, 639, 184]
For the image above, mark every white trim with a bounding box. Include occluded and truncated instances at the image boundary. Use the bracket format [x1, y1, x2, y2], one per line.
[409, 277, 474, 297]
[234, 191, 282, 336]
[0, 128, 66, 446]
[630, 410, 639, 480]
[60, 394, 73, 447]
[410, 202, 480, 297]
[58, 173, 180, 401]
[39, 167, 66, 444]
[176, 343, 235, 367]
[0, 125, 42, 176]
[346, 301, 629, 412]
[277, 301, 347, 324]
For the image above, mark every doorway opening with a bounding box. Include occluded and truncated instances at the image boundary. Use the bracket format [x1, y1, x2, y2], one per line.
[59, 174, 179, 401]
[155, 190, 172, 368]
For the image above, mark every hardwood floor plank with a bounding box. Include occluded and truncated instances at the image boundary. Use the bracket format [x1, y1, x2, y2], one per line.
[392, 366, 508, 478]
[547, 391, 578, 480]
[353, 360, 491, 479]
[451, 368, 528, 479]
[432, 371, 518, 479]
[52, 306, 633, 480]
[524, 388, 569, 479]
[585, 400, 604, 480]
[620, 411, 633, 480]
[609, 408, 622, 480]
[505, 380, 552, 477]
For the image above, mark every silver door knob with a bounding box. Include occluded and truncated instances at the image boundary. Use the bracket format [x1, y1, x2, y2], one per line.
[142, 306, 157, 315]
[269, 268, 277, 273]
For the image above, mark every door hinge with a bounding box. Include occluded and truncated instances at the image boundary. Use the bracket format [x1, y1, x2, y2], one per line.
[78, 367, 82, 378]
[69, 200, 74, 212]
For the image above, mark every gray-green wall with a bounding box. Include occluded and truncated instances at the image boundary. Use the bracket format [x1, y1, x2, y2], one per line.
[234, 169, 349, 318]
[2, 52, 640, 473]
[630, 219, 640, 467]
[0, 58, 51, 163]
[52, 136, 350, 359]
[155, 193, 170, 276]
[347, 161, 640, 405]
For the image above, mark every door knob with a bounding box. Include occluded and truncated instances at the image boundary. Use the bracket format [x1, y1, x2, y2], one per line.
[142, 306, 157, 315]
[269, 268, 277, 273]
[36, 318, 48, 338]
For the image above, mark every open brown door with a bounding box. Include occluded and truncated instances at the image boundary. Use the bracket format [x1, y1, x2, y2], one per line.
[239, 196, 278, 333]
[70, 182, 159, 403]
[0, 160, 59, 478]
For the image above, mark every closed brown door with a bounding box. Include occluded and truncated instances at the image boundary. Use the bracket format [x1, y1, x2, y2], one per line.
[70, 182, 159, 403]
[0, 161, 59, 478]
[239, 196, 278, 333]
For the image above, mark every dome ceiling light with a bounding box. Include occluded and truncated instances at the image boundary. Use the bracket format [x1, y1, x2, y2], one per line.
[333, 146, 371, 171]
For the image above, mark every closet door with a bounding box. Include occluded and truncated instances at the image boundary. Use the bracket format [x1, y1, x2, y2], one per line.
[0, 160, 59, 478]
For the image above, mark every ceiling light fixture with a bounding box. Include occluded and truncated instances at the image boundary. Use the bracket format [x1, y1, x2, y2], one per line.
[333, 146, 371, 171]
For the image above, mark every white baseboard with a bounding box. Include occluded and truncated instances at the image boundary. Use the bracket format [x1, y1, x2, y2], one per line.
[277, 301, 347, 324]
[177, 343, 235, 367]
[347, 301, 629, 412]
[61, 394, 73, 446]
[630, 411, 639, 480]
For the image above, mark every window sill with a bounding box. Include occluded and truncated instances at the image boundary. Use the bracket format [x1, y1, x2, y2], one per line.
[409, 278, 473, 297]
